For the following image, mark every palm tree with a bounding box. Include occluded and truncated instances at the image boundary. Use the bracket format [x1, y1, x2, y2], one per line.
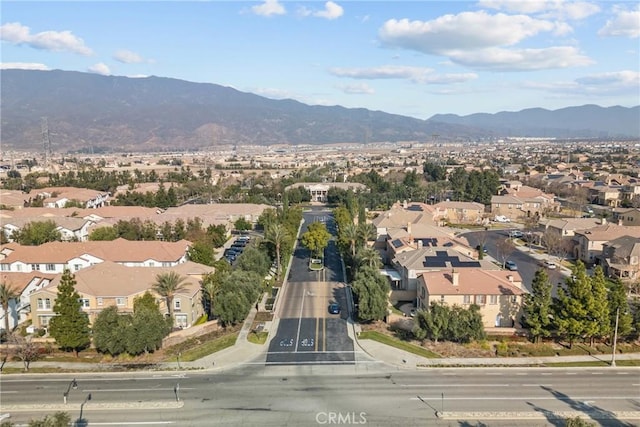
[200, 271, 224, 318]
[341, 222, 359, 258]
[152, 271, 189, 323]
[0, 282, 19, 336]
[265, 223, 290, 280]
[356, 246, 382, 270]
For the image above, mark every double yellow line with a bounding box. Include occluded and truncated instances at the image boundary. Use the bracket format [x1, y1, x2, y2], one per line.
[314, 316, 326, 352]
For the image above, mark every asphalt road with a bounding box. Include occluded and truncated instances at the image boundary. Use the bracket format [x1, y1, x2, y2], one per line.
[2, 368, 638, 426]
[266, 208, 354, 365]
[462, 229, 567, 294]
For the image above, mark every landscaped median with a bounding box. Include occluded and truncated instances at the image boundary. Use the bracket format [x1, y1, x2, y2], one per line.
[357, 331, 441, 359]
[165, 332, 238, 363]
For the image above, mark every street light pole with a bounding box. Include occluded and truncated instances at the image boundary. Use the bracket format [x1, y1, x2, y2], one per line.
[611, 307, 619, 367]
[63, 378, 78, 404]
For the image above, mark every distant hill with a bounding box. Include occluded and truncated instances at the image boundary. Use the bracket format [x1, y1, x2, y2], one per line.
[1, 69, 637, 153]
[430, 105, 640, 139]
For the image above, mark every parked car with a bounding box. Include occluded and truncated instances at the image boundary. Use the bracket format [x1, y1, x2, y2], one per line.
[505, 260, 518, 271]
[494, 215, 510, 223]
[543, 260, 557, 269]
[509, 230, 523, 238]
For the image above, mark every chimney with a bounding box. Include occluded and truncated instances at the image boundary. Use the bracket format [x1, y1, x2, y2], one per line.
[407, 222, 412, 235]
[601, 217, 607, 225]
[507, 274, 513, 282]
[452, 270, 459, 286]
[417, 240, 423, 248]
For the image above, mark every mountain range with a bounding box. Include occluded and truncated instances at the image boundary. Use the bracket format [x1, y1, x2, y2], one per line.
[1, 69, 638, 153]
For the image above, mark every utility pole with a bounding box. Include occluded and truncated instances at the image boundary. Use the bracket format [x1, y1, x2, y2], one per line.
[41, 117, 52, 171]
[611, 307, 619, 367]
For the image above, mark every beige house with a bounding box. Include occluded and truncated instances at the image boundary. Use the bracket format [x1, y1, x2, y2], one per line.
[432, 201, 485, 224]
[572, 220, 640, 265]
[0, 238, 191, 274]
[285, 182, 368, 203]
[491, 183, 558, 220]
[601, 236, 640, 283]
[417, 268, 526, 328]
[612, 208, 640, 227]
[29, 261, 212, 329]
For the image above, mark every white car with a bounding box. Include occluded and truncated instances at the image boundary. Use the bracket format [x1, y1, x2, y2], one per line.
[494, 215, 510, 223]
[543, 260, 557, 269]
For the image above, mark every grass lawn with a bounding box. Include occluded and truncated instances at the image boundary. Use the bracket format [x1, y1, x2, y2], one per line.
[247, 331, 269, 345]
[358, 331, 441, 359]
[167, 332, 238, 362]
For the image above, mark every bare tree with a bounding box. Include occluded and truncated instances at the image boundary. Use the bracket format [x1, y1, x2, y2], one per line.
[496, 238, 516, 268]
[11, 334, 41, 371]
[542, 228, 562, 259]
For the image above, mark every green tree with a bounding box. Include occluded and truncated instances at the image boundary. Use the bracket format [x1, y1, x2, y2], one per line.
[340, 222, 359, 258]
[152, 271, 189, 324]
[413, 302, 450, 343]
[355, 246, 382, 271]
[522, 269, 554, 343]
[125, 292, 171, 355]
[26, 411, 72, 427]
[201, 265, 229, 319]
[188, 239, 215, 266]
[12, 220, 62, 245]
[608, 279, 633, 341]
[588, 266, 611, 345]
[0, 282, 19, 335]
[300, 221, 331, 258]
[235, 246, 271, 279]
[553, 261, 593, 348]
[214, 289, 249, 326]
[48, 270, 91, 357]
[92, 306, 130, 356]
[264, 222, 290, 280]
[234, 217, 252, 231]
[351, 266, 389, 322]
[88, 226, 118, 241]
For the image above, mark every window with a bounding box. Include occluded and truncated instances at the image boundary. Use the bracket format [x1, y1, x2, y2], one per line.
[162, 262, 171, 267]
[511, 296, 517, 303]
[440, 295, 445, 303]
[463, 295, 471, 304]
[79, 299, 90, 308]
[148, 261, 155, 267]
[174, 299, 181, 311]
[116, 297, 125, 306]
[0, 264, 8, 271]
[31, 264, 40, 271]
[46, 264, 55, 271]
[490, 295, 498, 305]
[97, 297, 103, 306]
[37, 298, 52, 310]
[74, 264, 81, 271]
[475, 295, 486, 305]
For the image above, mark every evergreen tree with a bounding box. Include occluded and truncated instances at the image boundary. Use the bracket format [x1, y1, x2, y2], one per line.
[351, 266, 389, 322]
[553, 262, 591, 348]
[608, 279, 633, 341]
[125, 292, 171, 355]
[588, 266, 611, 345]
[48, 270, 91, 357]
[92, 306, 129, 356]
[522, 269, 553, 343]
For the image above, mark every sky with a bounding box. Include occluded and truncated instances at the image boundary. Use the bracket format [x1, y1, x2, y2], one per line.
[1, 1, 639, 120]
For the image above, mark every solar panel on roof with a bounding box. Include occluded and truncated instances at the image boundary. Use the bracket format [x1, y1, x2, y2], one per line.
[391, 239, 404, 248]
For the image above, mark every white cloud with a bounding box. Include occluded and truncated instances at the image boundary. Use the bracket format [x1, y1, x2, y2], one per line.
[0, 22, 93, 55]
[524, 71, 639, 96]
[88, 62, 110, 75]
[336, 83, 375, 95]
[379, 12, 569, 55]
[377, 11, 593, 71]
[328, 65, 477, 84]
[449, 46, 593, 70]
[113, 49, 147, 64]
[598, 8, 640, 38]
[478, 0, 600, 20]
[251, 0, 286, 17]
[0, 62, 49, 70]
[299, 1, 343, 19]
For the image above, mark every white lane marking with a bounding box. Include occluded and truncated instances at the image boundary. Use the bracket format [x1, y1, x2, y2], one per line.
[485, 373, 503, 376]
[617, 372, 630, 375]
[591, 372, 603, 375]
[400, 384, 509, 388]
[82, 388, 195, 392]
[0, 391, 18, 394]
[294, 289, 305, 352]
[516, 373, 527, 376]
[566, 372, 577, 375]
[265, 350, 355, 355]
[522, 384, 553, 387]
[541, 373, 553, 375]
[1, 376, 188, 383]
[409, 396, 633, 401]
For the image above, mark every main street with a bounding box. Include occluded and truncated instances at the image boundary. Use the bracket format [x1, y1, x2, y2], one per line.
[2, 367, 638, 426]
[266, 208, 355, 365]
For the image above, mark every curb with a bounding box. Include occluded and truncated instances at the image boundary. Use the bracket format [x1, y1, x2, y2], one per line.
[2, 400, 184, 412]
